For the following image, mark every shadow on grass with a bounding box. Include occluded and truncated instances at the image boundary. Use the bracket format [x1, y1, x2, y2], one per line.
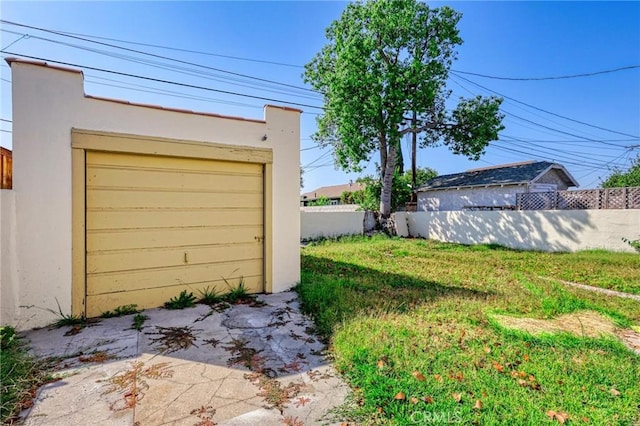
[297, 254, 494, 337]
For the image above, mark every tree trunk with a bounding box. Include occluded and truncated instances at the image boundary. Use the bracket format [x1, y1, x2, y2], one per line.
[411, 111, 417, 202]
[379, 143, 396, 218]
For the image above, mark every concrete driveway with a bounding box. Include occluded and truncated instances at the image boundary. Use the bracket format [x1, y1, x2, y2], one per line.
[18, 292, 349, 425]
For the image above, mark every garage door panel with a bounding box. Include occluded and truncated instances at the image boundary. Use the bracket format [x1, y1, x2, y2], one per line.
[87, 166, 263, 192]
[87, 243, 262, 274]
[87, 208, 263, 230]
[84, 275, 263, 318]
[88, 151, 262, 174]
[87, 190, 263, 209]
[87, 225, 262, 252]
[87, 259, 263, 294]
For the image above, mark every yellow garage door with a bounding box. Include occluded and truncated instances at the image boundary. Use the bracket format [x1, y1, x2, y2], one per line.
[85, 151, 264, 317]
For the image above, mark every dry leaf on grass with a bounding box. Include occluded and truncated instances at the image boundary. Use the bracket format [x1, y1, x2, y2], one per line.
[412, 370, 427, 381]
[546, 410, 570, 424]
[394, 392, 406, 400]
[452, 393, 462, 403]
[433, 374, 443, 382]
[473, 399, 483, 410]
[610, 388, 621, 396]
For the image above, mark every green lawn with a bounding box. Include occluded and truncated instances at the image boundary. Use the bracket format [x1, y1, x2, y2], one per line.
[296, 236, 640, 425]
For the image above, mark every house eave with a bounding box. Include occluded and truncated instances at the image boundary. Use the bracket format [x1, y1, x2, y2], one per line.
[416, 182, 529, 193]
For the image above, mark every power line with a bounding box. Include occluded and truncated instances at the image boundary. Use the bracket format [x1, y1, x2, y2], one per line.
[0, 129, 11, 134]
[450, 72, 640, 139]
[0, 28, 322, 101]
[0, 20, 318, 94]
[5, 23, 304, 69]
[500, 134, 639, 144]
[0, 51, 324, 110]
[0, 118, 11, 123]
[84, 77, 264, 110]
[503, 110, 630, 147]
[453, 65, 640, 81]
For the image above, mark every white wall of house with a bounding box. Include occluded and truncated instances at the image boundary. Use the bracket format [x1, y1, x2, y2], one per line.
[301, 211, 365, 240]
[417, 184, 527, 211]
[394, 210, 639, 253]
[1, 60, 301, 329]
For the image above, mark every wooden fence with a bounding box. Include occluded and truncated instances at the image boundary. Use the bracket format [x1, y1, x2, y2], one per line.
[517, 187, 640, 210]
[1, 147, 11, 189]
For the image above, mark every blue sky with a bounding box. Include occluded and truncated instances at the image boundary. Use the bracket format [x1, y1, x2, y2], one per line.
[1, 1, 638, 191]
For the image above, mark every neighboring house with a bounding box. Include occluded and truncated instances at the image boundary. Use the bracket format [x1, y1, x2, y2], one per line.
[301, 181, 365, 206]
[416, 160, 579, 211]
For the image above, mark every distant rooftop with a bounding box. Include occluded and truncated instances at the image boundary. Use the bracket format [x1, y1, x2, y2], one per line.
[417, 160, 579, 191]
[301, 182, 365, 200]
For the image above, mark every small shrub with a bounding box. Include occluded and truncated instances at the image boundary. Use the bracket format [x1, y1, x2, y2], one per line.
[101, 304, 140, 318]
[164, 291, 197, 310]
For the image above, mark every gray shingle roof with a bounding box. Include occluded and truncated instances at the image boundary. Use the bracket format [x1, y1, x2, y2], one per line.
[417, 161, 575, 191]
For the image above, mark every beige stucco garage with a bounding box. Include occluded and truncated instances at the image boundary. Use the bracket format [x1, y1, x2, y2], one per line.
[0, 58, 301, 329]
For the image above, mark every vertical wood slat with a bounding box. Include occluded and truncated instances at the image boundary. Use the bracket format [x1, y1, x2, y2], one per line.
[0, 147, 12, 189]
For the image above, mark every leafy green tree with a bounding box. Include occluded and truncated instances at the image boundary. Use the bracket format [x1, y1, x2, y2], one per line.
[304, 0, 504, 218]
[601, 154, 640, 188]
[308, 195, 331, 206]
[352, 167, 437, 211]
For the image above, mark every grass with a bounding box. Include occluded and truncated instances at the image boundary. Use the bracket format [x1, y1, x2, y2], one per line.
[296, 236, 640, 425]
[0, 326, 52, 424]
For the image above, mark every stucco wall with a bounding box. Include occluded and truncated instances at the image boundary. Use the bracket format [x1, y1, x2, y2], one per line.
[3, 60, 301, 330]
[395, 210, 639, 253]
[301, 211, 365, 240]
[0, 190, 18, 327]
[417, 184, 526, 211]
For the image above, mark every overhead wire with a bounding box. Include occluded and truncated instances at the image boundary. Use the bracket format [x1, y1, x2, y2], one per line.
[450, 71, 640, 139]
[0, 28, 322, 101]
[7, 22, 305, 69]
[0, 51, 325, 110]
[453, 65, 640, 81]
[0, 20, 318, 94]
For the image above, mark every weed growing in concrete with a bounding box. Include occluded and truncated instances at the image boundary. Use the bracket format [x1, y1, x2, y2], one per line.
[131, 314, 148, 331]
[101, 304, 140, 318]
[223, 277, 249, 304]
[164, 290, 196, 310]
[47, 299, 88, 329]
[197, 286, 223, 305]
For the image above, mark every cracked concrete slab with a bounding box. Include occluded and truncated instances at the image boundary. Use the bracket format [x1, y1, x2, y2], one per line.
[18, 292, 349, 425]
